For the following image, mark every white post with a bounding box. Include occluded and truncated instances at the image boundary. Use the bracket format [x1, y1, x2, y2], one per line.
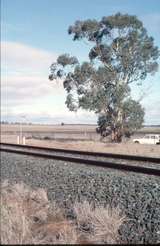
[17, 136, 20, 144]
[22, 136, 26, 145]
[20, 122, 23, 144]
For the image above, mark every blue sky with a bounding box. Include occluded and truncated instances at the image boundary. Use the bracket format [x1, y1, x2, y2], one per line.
[1, 0, 160, 124]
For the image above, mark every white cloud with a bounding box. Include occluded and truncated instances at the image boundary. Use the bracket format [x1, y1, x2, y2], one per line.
[1, 41, 56, 75]
[1, 41, 65, 118]
[1, 41, 97, 123]
[1, 75, 62, 98]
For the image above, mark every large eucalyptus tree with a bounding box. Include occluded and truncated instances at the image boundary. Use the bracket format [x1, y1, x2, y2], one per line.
[49, 13, 159, 142]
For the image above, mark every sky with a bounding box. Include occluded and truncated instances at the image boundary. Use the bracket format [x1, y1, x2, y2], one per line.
[1, 0, 160, 124]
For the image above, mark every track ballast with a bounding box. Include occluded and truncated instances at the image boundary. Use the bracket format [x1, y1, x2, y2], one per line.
[1, 142, 160, 176]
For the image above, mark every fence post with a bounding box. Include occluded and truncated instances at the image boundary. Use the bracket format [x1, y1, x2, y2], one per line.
[17, 136, 20, 144]
[22, 136, 26, 145]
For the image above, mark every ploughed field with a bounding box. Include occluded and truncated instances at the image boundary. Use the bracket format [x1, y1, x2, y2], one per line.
[1, 151, 160, 244]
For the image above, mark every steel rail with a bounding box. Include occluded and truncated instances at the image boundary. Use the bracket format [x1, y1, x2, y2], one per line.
[1, 146, 160, 177]
[1, 142, 160, 163]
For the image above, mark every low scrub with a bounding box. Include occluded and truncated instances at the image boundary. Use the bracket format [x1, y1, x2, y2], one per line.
[0, 180, 125, 244]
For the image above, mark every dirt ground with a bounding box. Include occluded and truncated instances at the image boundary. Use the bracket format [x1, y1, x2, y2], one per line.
[1, 134, 160, 158]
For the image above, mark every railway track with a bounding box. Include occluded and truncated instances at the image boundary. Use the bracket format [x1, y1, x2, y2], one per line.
[1, 142, 160, 176]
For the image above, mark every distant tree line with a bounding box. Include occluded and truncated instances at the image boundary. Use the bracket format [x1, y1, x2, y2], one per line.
[0, 121, 33, 125]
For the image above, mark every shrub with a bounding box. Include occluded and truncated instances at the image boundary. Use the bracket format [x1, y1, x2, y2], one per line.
[0, 180, 125, 244]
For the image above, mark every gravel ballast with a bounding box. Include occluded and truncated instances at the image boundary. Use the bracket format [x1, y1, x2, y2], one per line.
[1, 151, 160, 244]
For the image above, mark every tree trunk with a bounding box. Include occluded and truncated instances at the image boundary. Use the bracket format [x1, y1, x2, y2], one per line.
[111, 127, 122, 142]
[111, 107, 123, 142]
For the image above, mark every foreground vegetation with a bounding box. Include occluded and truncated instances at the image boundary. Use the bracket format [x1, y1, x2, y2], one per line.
[1, 153, 160, 243]
[1, 181, 125, 244]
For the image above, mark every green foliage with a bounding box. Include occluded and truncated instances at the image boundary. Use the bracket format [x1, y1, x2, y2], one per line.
[57, 54, 78, 67]
[123, 99, 145, 131]
[49, 13, 159, 142]
[97, 99, 145, 139]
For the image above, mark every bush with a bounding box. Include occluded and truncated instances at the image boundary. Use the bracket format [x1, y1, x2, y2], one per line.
[0, 180, 125, 244]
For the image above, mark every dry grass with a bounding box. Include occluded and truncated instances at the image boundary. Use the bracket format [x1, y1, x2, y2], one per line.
[1, 135, 160, 158]
[1, 134, 160, 158]
[1, 181, 33, 244]
[74, 201, 125, 244]
[0, 181, 125, 244]
[1, 123, 160, 158]
[26, 139, 160, 158]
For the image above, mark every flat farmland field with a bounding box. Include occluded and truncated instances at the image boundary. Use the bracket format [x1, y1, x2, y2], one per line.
[0, 123, 96, 133]
[1, 123, 160, 157]
[1, 123, 160, 135]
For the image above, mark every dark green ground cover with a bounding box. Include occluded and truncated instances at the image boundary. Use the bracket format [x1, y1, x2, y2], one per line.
[1, 152, 160, 244]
